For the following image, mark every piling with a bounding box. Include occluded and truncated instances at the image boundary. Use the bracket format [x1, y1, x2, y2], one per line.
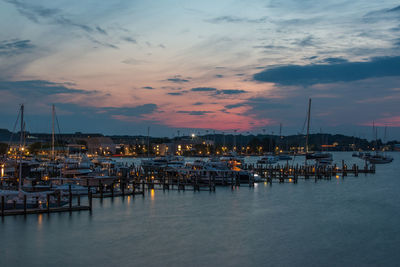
[69, 184, 72, 210]
[23, 194, 27, 214]
[1, 196, 4, 216]
[47, 194, 50, 213]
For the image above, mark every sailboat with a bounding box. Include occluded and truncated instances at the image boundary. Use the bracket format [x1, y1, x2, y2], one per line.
[0, 105, 67, 210]
[304, 99, 333, 165]
[366, 124, 393, 164]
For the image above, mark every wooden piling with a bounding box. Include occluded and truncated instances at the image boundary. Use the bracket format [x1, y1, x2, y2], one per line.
[47, 194, 50, 213]
[69, 184, 72, 210]
[24, 194, 27, 214]
[1, 196, 4, 216]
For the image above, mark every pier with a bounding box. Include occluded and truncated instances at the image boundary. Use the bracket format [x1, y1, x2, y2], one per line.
[0, 185, 92, 217]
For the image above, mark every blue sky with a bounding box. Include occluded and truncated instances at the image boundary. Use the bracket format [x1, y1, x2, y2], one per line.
[0, 0, 400, 139]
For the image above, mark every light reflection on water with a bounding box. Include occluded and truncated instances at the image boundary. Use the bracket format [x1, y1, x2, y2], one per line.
[0, 152, 399, 267]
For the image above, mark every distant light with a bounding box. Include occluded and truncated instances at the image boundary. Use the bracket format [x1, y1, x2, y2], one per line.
[191, 133, 196, 138]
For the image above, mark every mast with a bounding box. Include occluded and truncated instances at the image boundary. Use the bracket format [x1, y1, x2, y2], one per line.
[52, 104, 55, 161]
[305, 98, 311, 166]
[147, 126, 150, 158]
[305, 98, 312, 154]
[19, 104, 24, 191]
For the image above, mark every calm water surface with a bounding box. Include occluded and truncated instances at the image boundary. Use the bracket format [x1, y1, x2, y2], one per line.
[1, 152, 400, 266]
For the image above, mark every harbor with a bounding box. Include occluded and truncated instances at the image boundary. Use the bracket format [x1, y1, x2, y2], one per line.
[2, 1, 400, 265]
[1, 151, 399, 266]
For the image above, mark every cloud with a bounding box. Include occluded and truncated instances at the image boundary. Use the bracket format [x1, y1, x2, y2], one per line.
[142, 86, 155, 90]
[0, 80, 95, 96]
[4, 0, 114, 48]
[177, 111, 213, 115]
[103, 104, 158, 116]
[122, 58, 146, 65]
[215, 74, 224, 78]
[4, 0, 59, 22]
[225, 103, 245, 109]
[167, 92, 183, 96]
[193, 102, 204, 105]
[206, 16, 268, 24]
[122, 37, 137, 43]
[167, 76, 190, 83]
[364, 5, 400, 23]
[217, 89, 246, 95]
[190, 87, 247, 96]
[321, 57, 348, 64]
[225, 98, 289, 111]
[387, 5, 400, 13]
[0, 39, 34, 56]
[293, 35, 315, 47]
[96, 26, 107, 35]
[253, 56, 400, 86]
[190, 87, 217, 92]
[253, 45, 287, 50]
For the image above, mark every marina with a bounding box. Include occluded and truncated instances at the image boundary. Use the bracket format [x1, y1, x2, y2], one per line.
[2, 1, 400, 265]
[0, 151, 399, 266]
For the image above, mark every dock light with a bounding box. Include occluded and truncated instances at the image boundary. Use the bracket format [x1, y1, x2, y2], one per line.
[191, 133, 196, 138]
[336, 175, 340, 179]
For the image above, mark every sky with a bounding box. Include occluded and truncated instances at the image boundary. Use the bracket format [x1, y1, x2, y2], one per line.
[0, 0, 400, 140]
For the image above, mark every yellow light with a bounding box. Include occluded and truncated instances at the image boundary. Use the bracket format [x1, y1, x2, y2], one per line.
[336, 175, 340, 179]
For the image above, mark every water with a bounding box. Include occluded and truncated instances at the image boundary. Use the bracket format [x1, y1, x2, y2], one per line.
[1, 152, 400, 266]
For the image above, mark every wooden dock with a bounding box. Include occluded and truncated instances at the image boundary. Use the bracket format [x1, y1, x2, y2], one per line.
[1, 186, 93, 217]
[1, 205, 90, 216]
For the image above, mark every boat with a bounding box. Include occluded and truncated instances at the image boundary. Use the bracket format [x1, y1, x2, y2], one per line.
[306, 152, 332, 160]
[141, 156, 185, 170]
[184, 159, 257, 184]
[0, 105, 68, 210]
[257, 155, 278, 164]
[367, 154, 393, 164]
[54, 183, 96, 195]
[277, 154, 292, 160]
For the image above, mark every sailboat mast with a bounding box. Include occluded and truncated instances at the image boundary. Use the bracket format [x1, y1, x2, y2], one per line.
[19, 104, 24, 191]
[52, 104, 55, 161]
[305, 98, 312, 153]
[147, 126, 150, 158]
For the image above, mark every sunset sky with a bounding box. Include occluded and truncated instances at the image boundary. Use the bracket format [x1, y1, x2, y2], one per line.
[1, 0, 400, 139]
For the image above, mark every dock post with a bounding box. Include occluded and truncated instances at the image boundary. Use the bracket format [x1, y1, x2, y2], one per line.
[209, 172, 212, 192]
[100, 180, 103, 199]
[88, 191, 92, 211]
[111, 183, 114, 198]
[1, 195, 4, 216]
[24, 194, 27, 214]
[77, 194, 81, 207]
[47, 194, 50, 213]
[122, 182, 125, 196]
[69, 184, 72, 210]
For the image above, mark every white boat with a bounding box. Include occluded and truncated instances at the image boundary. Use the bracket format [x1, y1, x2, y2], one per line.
[54, 184, 95, 195]
[368, 154, 393, 164]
